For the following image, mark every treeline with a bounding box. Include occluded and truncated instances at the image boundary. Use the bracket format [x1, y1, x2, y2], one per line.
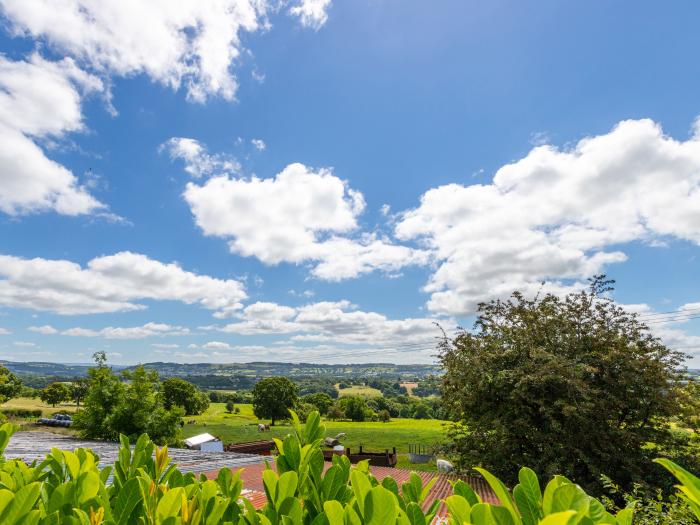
[70, 352, 210, 444]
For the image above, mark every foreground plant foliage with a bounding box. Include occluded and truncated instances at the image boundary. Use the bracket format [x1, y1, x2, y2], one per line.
[0, 413, 697, 524]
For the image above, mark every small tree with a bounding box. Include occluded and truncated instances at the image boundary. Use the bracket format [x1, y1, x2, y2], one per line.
[678, 379, 700, 434]
[73, 353, 182, 444]
[162, 377, 209, 416]
[252, 376, 298, 426]
[327, 403, 344, 421]
[342, 396, 368, 422]
[71, 379, 89, 407]
[108, 365, 183, 444]
[378, 409, 391, 422]
[225, 400, 235, 414]
[301, 392, 333, 415]
[73, 352, 125, 440]
[40, 382, 70, 407]
[413, 403, 431, 419]
[0, 366, 22, 403]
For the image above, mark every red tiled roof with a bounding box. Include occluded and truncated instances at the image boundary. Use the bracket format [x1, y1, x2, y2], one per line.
[205, 460, 499, 516]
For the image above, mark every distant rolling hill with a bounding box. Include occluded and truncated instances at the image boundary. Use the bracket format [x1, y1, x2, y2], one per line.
[0, 360, 441, 382]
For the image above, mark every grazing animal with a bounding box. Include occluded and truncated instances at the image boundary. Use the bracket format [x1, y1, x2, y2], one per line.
[436, 459, 454, 473]
[258, 423, 270, 432]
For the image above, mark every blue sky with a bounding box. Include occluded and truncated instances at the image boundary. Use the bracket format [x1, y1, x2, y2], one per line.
[0, 0, 699, 366]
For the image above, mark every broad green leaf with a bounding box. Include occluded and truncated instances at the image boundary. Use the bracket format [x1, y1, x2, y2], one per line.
[2, 482, 41, 524]
[615, 508, 634, 525]
[0, 489, 14, 516]
[323, 500, 345, 525]
[517, 468, 541, 507]
[76, 471, 100, 505]
[62, 451, 80, 480]
[470, 503, 515, 525]
[550, 485, 589, 514]
[542, 477, 568, 515]
[538, 511, 577, 525]
[344, 504, 363, 525]
[113, 477, 142, 525]
[452, 480, 481, 506]
[405, 501, 426, 525]
[262, 469, 278, 505]
[156, 487, 184, 521]
[365, 486, 398, 525]
[513, 486, 539, 525]
[444, 495, 471, 525]
[350, 470, 372, 516]
[277, 472, 298, 504]
[474, 468, 522, 525]
[278, 496, 303, 524]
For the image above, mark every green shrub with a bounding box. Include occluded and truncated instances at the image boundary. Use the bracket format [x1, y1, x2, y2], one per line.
[0, 408, 42, 418]
[0, 411, 696, 524]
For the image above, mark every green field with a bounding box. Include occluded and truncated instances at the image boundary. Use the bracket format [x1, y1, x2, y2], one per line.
[335, 385, 383, 398]
[183, 403, 446, 469]
[1, 396, 79, 416]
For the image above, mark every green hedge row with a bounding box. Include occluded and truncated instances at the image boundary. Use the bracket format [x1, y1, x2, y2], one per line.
[0, 408, 42, 418]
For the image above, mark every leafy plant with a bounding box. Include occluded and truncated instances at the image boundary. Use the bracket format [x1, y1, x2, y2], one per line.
[0, 411, 697, 524]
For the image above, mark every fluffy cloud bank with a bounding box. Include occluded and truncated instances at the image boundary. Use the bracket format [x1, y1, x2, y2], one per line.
[0, 252, 246, 316]
[0, 55, 105, 216]
[209, 300, 450, 347]
[184, 162, 430, 280]
[396, 118, 700, 316]
[0, 0, 332, 218]
[0, 0, 332, 102]
[33, 322, 190, 340]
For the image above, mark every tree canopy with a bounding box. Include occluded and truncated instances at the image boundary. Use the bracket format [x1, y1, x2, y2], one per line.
[440, 276, 687, 491]
[0, 365, 22, 403]
[252, 376, 298, 425]
[161, 377, 209, 415]
[40, 382, 70, 407]
[72, 353, 182, 444]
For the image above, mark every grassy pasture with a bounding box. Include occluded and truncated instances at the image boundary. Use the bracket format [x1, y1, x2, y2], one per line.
[2, 396, 79, 416]
[335, 384, 383, 398]
[183, 402, 447, 469]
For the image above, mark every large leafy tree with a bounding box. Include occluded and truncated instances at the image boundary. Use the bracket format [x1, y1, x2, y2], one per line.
[73, 353, 182, 444]
[71, 379, 89, 407]
[108, 365, 183, 444]
[161, 377, 209, 415]
[440, 276, 686, 491]
[340, 396, 368, 422]
[252, 376, 298, 425]
[40, 382, 70, 407]
[73, 352, 126, 440]
[0, 366, 22, 403]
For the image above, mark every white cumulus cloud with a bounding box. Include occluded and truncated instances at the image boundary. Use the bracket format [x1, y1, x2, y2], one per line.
[396, 118, 700, 316]
[209, 299, 450, 347]
[0, 251, 247, 316]
[289, 0, 332, 29]
[161, 137, 240, 178]
[183, 162, 429, 280]
[0, 54, 105, 216]
[59, 322, 190, 339]
[0, 0, 332, 102]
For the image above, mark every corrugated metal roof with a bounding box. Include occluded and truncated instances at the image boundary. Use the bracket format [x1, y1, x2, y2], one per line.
[204, 460, 499, 516]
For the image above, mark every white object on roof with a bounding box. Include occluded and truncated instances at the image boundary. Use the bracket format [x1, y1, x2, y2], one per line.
[184, 433, 218, 448]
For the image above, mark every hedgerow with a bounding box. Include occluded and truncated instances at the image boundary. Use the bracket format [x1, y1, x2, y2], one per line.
[0, 411, 696, 524]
